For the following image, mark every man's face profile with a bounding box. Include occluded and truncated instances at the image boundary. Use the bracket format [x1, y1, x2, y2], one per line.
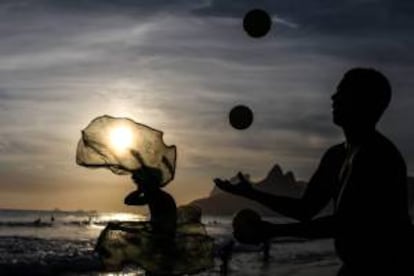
[331, 76, 356, 128]
[331, 68, 391, 129]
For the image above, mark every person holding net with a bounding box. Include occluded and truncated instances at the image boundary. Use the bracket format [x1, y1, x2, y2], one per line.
[77, 116, 213, 275]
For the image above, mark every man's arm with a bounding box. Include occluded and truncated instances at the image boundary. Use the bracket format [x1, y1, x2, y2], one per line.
[214, 148, 338, 221]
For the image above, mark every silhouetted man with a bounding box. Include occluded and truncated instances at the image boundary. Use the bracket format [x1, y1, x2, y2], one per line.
[214, 68, 413, 275]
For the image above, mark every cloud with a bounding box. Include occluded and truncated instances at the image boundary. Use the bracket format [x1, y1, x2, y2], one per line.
[0, 0, 413, 210]
[194, 0, 414, 33]
[192, 0, 414, 67]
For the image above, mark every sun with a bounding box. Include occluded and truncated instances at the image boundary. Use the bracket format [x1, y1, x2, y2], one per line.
[109, 126, 134, 152]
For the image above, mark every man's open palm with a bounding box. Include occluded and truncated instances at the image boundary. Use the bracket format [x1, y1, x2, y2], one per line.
[214, 172, 253, 196]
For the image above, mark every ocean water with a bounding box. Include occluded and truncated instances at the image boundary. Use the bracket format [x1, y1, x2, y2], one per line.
[0, 209, 338, 275]
[0, 209, 144, 240]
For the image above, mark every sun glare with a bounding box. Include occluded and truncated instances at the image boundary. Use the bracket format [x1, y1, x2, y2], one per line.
[109, 126, 134, 152]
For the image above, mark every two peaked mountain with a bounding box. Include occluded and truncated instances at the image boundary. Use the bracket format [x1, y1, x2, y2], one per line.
[190, 165, 306, 216]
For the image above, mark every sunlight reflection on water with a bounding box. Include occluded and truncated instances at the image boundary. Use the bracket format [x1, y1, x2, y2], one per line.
[0, 210, 147, 240]
[97, 212, 146, 223]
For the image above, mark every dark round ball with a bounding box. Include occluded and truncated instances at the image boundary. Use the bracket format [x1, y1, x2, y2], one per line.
[233, 209, 261, 229]
[229, 105, 254, 130]
[243, 9, 272, 38]
[232, 209, 263, 244]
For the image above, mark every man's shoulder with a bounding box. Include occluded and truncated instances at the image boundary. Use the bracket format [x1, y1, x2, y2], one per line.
[369, 132, 404, 159]
[360, 132, 406, 169]
[319, 143, 347, 165]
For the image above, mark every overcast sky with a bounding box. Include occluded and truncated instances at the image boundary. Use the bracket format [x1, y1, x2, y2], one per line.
[0, 0, 413, 212]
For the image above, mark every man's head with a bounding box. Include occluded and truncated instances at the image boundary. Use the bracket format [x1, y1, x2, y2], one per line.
[331, 68, 391, 129]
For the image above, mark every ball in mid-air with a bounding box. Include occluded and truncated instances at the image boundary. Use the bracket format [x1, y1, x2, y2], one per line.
[243, 9, 272, 38]
[229, 105, 254, 130]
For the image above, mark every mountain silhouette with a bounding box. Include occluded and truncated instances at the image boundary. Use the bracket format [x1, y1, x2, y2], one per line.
[191, 164, 414, 217]
[191, 164, 306, 216]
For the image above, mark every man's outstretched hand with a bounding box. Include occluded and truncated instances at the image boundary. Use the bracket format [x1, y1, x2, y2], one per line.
[214, 172, 254, 197]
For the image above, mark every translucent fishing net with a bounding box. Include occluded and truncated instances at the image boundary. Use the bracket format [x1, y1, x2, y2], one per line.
[76, 115, 176, 186]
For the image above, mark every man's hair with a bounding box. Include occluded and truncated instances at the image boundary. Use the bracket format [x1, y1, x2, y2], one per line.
[342, 68, 392, 123]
